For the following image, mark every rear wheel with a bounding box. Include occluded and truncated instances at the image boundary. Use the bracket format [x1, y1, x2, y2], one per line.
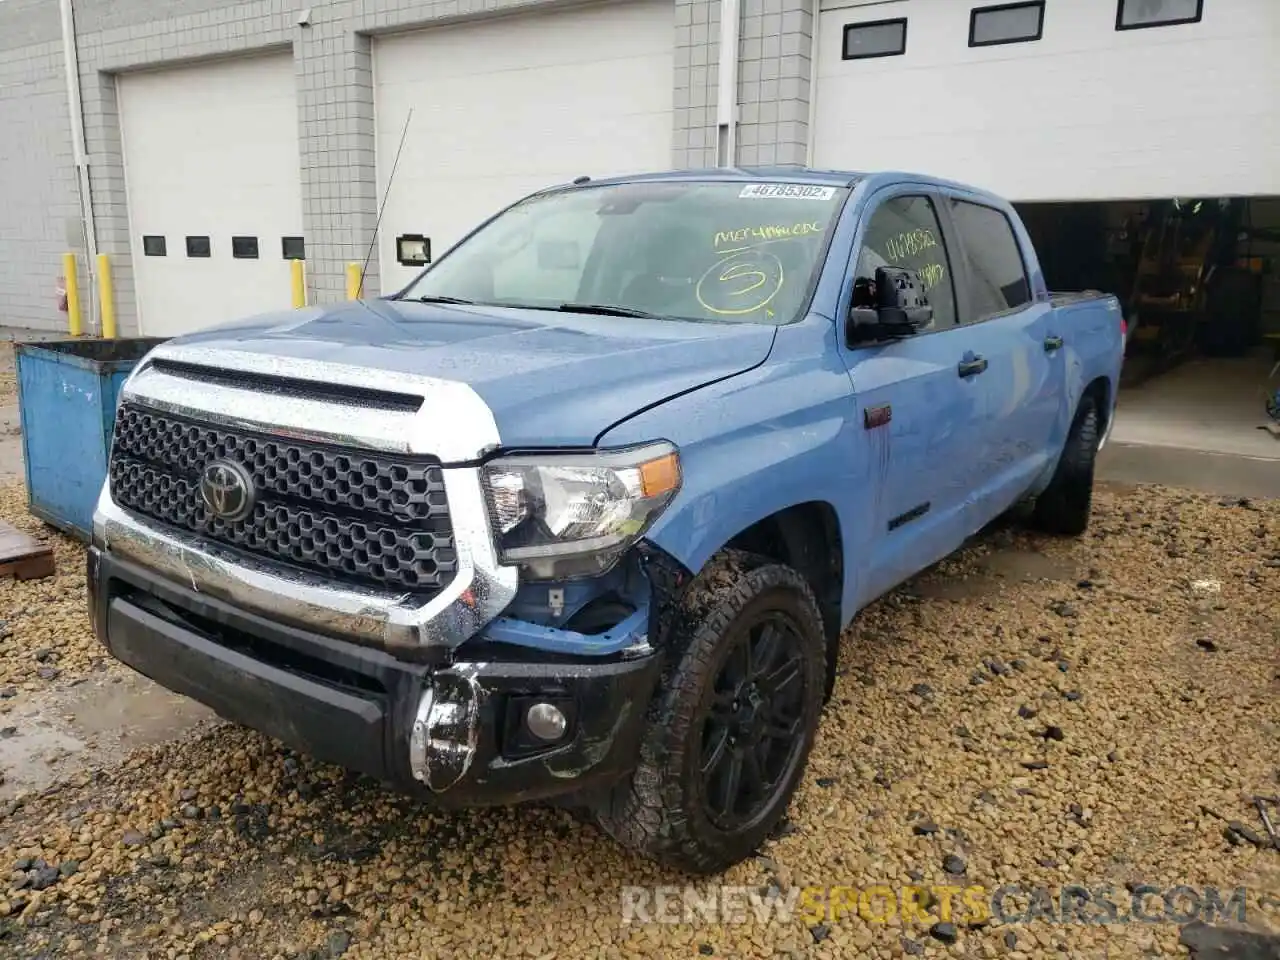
[1031, 395, 1100, 536]
[593, 551, 826, 874]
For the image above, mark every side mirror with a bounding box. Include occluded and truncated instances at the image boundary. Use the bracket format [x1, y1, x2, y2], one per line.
[846, 266, 934, 346]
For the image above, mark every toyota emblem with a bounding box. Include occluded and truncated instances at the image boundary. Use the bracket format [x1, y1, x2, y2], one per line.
[199, 459, 255, 522]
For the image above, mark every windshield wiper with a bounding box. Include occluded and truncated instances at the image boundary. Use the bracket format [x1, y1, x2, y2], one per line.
[556, 302, 661, 319]
[401, 294, 475, 305]
[402, 297, 662, 317]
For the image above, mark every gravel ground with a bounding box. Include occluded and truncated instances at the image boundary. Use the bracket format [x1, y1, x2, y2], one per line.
[0, 485, 105, 696]
[0, 482, 1278, 959]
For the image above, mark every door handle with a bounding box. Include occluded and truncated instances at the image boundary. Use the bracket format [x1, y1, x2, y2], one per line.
[958, 356, 988, 378]
[1044, 335, 1064, 352]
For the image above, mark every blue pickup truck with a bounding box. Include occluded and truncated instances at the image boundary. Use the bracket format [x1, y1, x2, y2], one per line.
[89, 168, 1124, 874]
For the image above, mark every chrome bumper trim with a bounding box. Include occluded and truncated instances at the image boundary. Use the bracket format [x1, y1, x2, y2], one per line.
[409, 676, 482, 789]
[93, 342, 519, 653]
[93, 469, 517, 654]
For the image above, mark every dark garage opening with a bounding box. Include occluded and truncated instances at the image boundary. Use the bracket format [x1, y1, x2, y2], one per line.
[1016, 197, 1280, 457]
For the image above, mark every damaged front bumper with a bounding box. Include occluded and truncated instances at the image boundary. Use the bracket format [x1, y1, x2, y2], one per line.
[89, 548, 661, 804]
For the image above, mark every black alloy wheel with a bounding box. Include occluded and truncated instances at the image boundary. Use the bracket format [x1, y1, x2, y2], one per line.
[593, 551, 827, 874]
[699, 613, 809, 832]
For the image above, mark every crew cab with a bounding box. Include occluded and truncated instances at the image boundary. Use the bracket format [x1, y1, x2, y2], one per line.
[88, 168, 1124, 874]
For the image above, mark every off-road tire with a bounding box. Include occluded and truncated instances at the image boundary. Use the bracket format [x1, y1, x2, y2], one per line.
[593, 550, 826, 875]
[1031, 395, 1100, 536]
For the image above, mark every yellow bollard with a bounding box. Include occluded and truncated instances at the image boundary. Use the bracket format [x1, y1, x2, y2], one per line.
[63, 253, 82, 337]
[96, 253, 116, 339]
[346, 262, 363, 301]
[290, 259, 306, 308]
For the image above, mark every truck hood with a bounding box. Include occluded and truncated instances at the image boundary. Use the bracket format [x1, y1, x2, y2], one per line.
[166, 298, 777, 449]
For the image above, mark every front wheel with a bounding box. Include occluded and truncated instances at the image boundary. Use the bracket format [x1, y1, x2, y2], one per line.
[593, 552, 827, 875]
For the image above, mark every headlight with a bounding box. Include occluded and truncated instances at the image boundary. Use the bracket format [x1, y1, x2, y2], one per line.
[482, 442, 681, 580]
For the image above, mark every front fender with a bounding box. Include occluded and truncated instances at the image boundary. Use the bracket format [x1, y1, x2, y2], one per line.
[599, 319, 870, 626]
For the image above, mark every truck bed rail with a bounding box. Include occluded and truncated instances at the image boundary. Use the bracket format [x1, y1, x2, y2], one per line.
[1048, 289, 1114, 307]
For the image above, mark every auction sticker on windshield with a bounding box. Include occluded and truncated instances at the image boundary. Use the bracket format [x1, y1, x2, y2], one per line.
[739, 184, 837, 201]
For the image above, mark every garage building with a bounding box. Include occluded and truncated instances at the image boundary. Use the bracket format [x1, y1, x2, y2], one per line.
[0, 0, 714, 338]
[814, 0, 1280, 458]
[1, 0, 1277, 460]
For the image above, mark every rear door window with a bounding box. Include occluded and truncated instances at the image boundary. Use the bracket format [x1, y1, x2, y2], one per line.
[949, 199, 1032, 322]
[854, 195, 958, 327]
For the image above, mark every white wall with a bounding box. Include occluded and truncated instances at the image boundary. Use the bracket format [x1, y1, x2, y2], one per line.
[813, 0, 1280, 201]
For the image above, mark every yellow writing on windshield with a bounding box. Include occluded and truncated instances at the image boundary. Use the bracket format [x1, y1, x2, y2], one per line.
[875, 227, 946, 292]
[918, 263, 946, 290]
[714, 221, 824, 248]
[885, 228, 938, 262]
[696, 249, 785, 316]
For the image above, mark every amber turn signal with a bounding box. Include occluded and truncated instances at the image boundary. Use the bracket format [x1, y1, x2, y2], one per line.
[639, 452, 681, 498]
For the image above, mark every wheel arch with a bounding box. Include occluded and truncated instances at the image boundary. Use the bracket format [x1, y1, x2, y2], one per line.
[1031, 374, 1112, 499]
[719, 501, 844, 699]
[721, 502, 843, 642]
[1083, 375, 1111, 433]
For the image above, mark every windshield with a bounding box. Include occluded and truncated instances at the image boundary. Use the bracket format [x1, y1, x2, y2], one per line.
[399, 180, 849, 324]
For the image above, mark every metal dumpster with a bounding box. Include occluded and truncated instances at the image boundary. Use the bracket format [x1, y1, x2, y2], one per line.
[15, 338, 167, 541]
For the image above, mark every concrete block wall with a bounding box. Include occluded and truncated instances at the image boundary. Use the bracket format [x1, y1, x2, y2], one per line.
[0, 0, 819, 335]
[294, 19, 378, 303]
[738, 0, 812, 167]
[674, 0, 721, 169]
[0, 0, 84, 334]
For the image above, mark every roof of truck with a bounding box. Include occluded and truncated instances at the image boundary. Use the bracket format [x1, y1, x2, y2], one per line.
[556, 166, 866, 188]
[550, 166, 1003, 194]
[537, 167, 1016, 211]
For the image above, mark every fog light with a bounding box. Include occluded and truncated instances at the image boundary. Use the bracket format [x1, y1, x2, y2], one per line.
[526, 702, 568, 742]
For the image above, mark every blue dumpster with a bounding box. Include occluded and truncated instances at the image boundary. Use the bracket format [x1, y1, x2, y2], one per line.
[15, 338, 167, 541]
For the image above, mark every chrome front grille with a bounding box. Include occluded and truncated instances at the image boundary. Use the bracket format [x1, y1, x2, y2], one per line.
[108, 402, 457, 594]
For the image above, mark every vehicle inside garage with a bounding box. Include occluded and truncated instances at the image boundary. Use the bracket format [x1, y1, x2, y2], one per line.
[1018, 197, 1280, 458]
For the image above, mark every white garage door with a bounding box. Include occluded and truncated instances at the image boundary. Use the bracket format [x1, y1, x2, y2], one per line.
[373, 1, 675, 291]
[813, 0, 1280, 201]
[119, 55, 304, 336]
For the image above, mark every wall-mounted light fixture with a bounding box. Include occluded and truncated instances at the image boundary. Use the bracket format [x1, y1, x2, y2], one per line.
[396, 234, 431, 267]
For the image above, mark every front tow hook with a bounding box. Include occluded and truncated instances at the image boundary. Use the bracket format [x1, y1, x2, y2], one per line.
[410, 670, 483, 792]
